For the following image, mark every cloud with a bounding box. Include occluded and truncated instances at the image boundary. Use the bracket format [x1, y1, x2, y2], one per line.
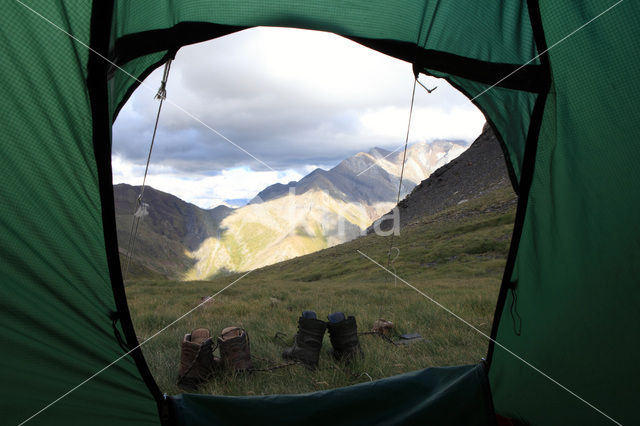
[112, 27, 484, 174]
[111, 27, 486, 207]
[112, 154, 304, 209]
[360, 105, 485, 143]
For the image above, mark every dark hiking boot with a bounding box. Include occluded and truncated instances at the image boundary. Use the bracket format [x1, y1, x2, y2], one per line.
[218, 327, 252, 371]
[177, 328, 220, 389]
[327, 312, 363, 362]
[282, 311, 327, 367]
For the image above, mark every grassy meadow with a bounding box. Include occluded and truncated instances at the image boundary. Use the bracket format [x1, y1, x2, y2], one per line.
[125, 187, 516, 396]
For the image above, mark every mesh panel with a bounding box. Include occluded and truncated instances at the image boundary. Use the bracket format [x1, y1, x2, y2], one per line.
[0, 2, 159, 424]
[489, 2, 640, 424]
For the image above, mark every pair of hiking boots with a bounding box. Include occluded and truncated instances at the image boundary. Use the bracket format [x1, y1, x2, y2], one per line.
[282, 311, 363, 367]
[177, 326, 251, 389]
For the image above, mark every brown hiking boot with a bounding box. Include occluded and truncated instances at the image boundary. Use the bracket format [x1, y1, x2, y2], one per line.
[177, 328, 220, 389]
[218, 327, 252, 371]
[372, 318, 394, 336]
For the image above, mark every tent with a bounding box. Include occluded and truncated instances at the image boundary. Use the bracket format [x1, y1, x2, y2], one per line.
[1, 1, 638, 425]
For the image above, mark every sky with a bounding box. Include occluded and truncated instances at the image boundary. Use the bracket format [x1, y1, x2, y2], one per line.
[112, 27, 486, 209]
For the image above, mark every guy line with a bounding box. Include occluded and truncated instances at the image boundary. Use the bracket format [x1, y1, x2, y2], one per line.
[14, 0, 626, 423]
[356, 0, 625, 177]
[14, 0, 275, 173]
[356, 249, 622, 426]
[18, 269, 254, 425]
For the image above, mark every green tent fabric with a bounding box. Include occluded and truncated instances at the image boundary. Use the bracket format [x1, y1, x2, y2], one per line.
[488, 3, 640, 425]
[170, 365, 495, 426]
[1, 1, 638, 425]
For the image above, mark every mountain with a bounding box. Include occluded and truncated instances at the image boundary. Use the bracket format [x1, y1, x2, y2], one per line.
[253, 140, 467, 205]
[116, 139, 468, 280]
[114, 184, 233, 279]
[185, 140, 467, 279]
[369, 123, 516, 232]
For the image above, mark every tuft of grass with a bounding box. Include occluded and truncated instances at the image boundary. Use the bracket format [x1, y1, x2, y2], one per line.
[126, 187, 516, 396]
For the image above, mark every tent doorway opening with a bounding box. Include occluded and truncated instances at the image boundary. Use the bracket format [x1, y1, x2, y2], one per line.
[111, 27, 513, 397]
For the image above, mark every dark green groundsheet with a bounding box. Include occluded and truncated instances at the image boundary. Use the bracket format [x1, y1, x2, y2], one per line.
[170, 364, 495, 426]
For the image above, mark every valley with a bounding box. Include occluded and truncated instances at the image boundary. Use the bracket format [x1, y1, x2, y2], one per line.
[123, 123, 518, 396]
[115, 139, 469, 280]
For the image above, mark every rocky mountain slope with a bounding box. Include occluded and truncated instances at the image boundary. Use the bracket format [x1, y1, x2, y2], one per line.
[116, 139, 467, 280]
[254, 140, 467, 205]
[114, 184, 233, 279]
[370, 123, 516, 232]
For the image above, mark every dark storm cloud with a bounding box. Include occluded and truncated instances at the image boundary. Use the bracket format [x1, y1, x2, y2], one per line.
[114, 106, 366, 173]
[112, 27, 481, 174]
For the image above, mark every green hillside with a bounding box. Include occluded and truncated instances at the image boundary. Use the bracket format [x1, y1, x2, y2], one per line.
[116, 138, 468, 281]
[126, 186, 516, 396]
[114, 183, 233, 280]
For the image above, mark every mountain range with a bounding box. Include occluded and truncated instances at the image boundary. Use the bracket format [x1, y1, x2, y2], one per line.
[253, 140, 467, 205]
[115, 139, 468, 280]
[114, 184, 233, 279]
[371, 123, 513, 232]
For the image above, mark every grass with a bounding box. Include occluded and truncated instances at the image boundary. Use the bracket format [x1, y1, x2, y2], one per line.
[126, 186, 516, 396]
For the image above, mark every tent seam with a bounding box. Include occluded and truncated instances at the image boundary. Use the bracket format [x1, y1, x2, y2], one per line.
[87, 0, 169, 423]
[485, 0, 552, 368]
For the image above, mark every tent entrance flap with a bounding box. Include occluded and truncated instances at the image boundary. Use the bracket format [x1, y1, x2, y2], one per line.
[170, 364, 495, 426]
